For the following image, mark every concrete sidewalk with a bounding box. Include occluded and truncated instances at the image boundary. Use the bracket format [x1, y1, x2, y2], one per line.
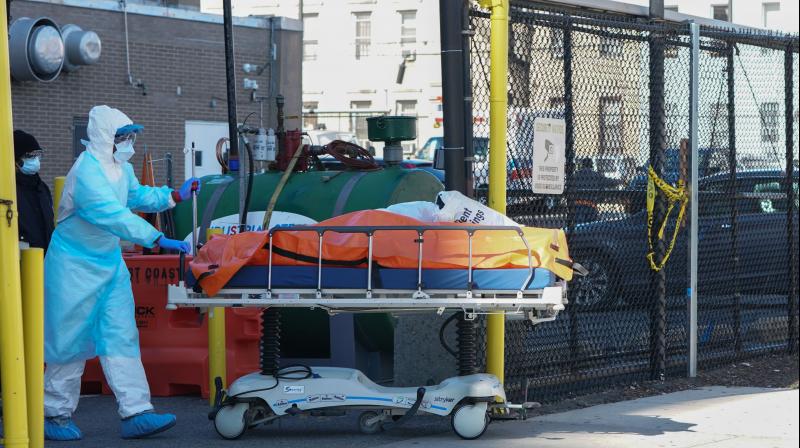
[29, 386, 798, 447]
[385, 387, 799, 448]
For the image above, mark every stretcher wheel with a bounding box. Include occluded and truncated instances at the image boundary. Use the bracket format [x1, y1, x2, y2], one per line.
[451, 402, 489, 440]
[358, 410, 384, 435]
[214, 403, 249, 440]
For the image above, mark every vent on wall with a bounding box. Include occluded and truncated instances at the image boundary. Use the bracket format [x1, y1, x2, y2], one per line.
[9, 17, 102, 82]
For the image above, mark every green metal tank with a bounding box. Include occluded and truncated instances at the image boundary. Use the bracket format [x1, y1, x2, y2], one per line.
[173, 167, 442, 240]
[172, 167, 442, 363]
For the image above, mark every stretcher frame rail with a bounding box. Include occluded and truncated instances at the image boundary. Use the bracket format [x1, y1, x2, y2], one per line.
[168, 224, 568, 323]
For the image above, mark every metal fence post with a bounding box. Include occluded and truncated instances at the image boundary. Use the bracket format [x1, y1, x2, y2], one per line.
[462, 1, 475, 198]
[648, 17, 668, 382]
[562, 16, 579, 373]
[785, 44, 797, 353]
[726, 43, 741, 356]
[440, 0, 467, 193]
[687, 22, 700, 377]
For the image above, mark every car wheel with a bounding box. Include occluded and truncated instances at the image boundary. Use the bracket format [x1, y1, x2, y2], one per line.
[571, 255, 616, 308]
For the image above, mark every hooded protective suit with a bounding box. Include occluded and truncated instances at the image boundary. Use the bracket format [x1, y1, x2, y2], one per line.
[44, 105, 175, 420]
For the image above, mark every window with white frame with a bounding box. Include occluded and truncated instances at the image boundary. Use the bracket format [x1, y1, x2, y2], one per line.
[396, 100, 417, 116]
[763, 3, 780, 29]
[599, 96, 623, 153]
[761, 102, 780, 143]
[399, 10, 417, 54]
[303, 13, 319, 62]
[711, 4, 730, 21]
[354, 12, 372, 60]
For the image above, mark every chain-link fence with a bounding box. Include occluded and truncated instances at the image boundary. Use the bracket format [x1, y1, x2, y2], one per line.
[469, 1, 799, 402]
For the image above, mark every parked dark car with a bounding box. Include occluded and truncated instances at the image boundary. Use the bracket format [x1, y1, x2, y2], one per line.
[569, 170, 799, 308]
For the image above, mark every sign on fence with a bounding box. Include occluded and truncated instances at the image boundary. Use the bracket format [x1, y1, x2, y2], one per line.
[532, 117, 566, 195]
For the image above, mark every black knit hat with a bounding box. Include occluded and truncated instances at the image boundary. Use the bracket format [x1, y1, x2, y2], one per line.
[13, 130, 43, 160]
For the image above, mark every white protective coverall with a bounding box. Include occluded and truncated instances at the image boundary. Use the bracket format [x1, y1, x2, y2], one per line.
[43, 105, 176, 419]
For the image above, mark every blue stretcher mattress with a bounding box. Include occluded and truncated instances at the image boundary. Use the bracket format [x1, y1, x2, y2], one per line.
[189, 266, 555, 292]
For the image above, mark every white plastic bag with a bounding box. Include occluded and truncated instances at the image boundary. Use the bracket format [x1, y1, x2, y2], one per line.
[381, 201, 442, 222]
[435, 191, 519, 226]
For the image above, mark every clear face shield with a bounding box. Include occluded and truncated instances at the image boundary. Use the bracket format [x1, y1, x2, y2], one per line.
[114, 132, 137, 146]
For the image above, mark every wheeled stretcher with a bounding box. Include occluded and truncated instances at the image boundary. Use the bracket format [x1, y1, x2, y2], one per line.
[166, 219, 577, 440]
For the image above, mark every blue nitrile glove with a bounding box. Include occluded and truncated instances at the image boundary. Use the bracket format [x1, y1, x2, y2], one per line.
[177, 177, 201, 202]
[159, 237, 190, 253]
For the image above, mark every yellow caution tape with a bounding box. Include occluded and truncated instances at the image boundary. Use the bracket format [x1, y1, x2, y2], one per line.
[646, 166, 688, 272]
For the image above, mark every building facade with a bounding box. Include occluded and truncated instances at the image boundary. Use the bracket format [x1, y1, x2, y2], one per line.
[10, 0, 301, 187]
[201, 0, 444, 156]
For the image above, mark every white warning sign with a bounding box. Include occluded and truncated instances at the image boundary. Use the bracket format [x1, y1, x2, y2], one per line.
[531, 117, 566, 195]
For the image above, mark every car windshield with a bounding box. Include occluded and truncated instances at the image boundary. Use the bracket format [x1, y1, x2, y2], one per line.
[416, 137, 442, 160]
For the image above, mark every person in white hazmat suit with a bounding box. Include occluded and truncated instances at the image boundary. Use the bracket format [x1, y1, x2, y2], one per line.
[43, 106, 200, 441]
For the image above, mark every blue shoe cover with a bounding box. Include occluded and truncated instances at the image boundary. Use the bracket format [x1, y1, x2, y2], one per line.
[44, 417, 83, 441]
[120, 411, 177, 439]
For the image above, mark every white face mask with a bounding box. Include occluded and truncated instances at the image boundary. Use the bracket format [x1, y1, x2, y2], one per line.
[114, 140, 135, 163]
[20, 156, 41, 175]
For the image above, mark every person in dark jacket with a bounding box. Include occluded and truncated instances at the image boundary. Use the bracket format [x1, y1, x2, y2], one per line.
[14, 130, 54, 250]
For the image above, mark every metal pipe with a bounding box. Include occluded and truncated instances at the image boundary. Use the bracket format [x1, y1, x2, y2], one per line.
[367, 233, 374, 296]
[22, 248, 44, 448]
[440, 0, 467, 193]
[53, 176, 65, 225]
[121, 0, 134, 85]
[206, 227, 226, 405]
[0, 1, 30, 443]
[268, 234, 274, 293]
[648, 0, 667, 381]
[417, 231, 424, 291]
[479, 0, 509, 386]
[223, 0, 240, 164]
[467, 231, 474, 291]
[208, 305, 227, 405]
[785, 46, 796, 353]
[191, 142, 198, 253]
[165, 152, 173, 188]
[461, 0, 475, 197]
[317, 231, 323, 295]
[688, 21, 699, 378]
[726, 43, 740, 355]
[562, 13, 579, 377]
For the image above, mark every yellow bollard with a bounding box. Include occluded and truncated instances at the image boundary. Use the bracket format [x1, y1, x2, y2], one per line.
[22, 248, 45, 448]
[0, 1, 31, 446]
[479, 0, 510, 386]
[207, 227, 227, 405]
[53, 176, 65, 225]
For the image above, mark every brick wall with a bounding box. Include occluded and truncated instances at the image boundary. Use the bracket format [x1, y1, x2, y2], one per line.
[10, 0, 301, 188]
